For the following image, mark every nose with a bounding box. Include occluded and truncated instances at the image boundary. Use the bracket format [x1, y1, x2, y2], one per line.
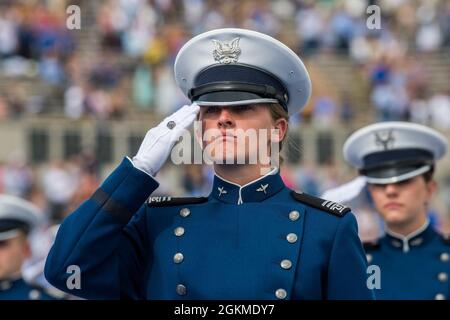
[217, 107, 235, 129]
[384, 183, 399, 196]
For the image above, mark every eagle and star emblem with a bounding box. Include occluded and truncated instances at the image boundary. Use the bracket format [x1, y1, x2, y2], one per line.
[212, 37, 241, 64]
[374, 130, 395, 150]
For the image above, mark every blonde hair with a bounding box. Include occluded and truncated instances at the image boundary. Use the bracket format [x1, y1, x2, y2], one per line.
[266, 103, 289, 166]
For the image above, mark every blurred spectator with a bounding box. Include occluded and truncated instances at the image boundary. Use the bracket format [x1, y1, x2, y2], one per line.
[132, 62, 154, 109]
[312, 96, 338, 128]
[38, 51, 65, 85]
[329, 6, 355, 53]
[416, 3, 443, 52]
[339, 92, 354, 124]
[154, 63, 188, 115]
[41, 160, 78, 222]
[4, 85, 26, 119]
[405, 55, 429, 97]
[85, 87, 111, 120]
[429, 90, 450, 131]
[242, 0, 280, 36]
[295, 3, 324, 56]
[89, 53, 122, 90]
[64, 83, 85, 119]
[1, 153, 34, 199]
[409, 94, 430, 125]
[0, 8, 18, 58]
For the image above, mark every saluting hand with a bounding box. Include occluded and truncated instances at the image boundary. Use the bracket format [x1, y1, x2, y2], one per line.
[132, 103, 200, 176]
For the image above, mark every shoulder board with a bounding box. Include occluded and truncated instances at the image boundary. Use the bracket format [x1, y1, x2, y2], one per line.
[440, 234, 450, 246]
[290, 191, 350, 217]
[363, 240, 380, 251]
[147, 196, 208, 207]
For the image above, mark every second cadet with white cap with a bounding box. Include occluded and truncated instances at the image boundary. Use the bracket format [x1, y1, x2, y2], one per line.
[0, 195, 61, 300]
[344, 121, 450, 300]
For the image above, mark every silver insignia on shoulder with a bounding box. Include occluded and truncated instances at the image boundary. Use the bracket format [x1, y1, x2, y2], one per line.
[149, 196, 172, 203]
[321, 200, 348, 214]
[212, 37, 241, 64]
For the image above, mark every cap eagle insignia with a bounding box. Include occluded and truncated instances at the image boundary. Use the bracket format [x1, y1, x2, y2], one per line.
[212, 37, 241, 64]
[374, 130, 395, 150]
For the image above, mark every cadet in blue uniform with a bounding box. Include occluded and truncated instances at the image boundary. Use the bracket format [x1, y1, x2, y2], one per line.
[343, 121, 449, 300]
[44, 28, 373, 300]
[0, 195, 60, 300]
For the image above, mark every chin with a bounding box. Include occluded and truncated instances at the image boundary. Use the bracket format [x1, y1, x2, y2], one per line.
[209, 151, 238, 165]
[382, 211, 409, 226]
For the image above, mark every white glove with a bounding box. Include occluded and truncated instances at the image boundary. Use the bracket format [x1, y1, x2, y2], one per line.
[132, 103, 200, 176]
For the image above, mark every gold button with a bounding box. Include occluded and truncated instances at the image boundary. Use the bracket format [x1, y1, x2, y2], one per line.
[174, 227, 185, 237]
[289, 210, 300, 221]
[275, 288, 287, 299]
[176, 284, 186, 296]
[366, 254, 373, 264]
[435, 293, 445, 300]
[180, 208, 190, 218]
[440, 253, 449, 262]
[286, 233, 298, 243]
[438, 272, 448, 282]
[280, 259, 292, 270]
[173, 253, 184, 264]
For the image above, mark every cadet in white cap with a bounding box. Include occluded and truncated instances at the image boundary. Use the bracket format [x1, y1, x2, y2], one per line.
[45, 28, 373, 300]
[0, 195, 60, 300]
[344, 121, 450, 300]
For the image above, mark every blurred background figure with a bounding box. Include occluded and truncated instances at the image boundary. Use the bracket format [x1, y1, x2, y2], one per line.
[0, 195, 64, 299]
[341, 122, 449, 300]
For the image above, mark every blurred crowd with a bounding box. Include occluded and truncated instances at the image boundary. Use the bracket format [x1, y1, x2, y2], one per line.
[0, 0, 448, 125]
[0, 149, 99, 224]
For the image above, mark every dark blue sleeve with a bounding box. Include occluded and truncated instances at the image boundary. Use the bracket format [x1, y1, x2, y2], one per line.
[44, 158, 159, 300]
[326, 212, 375, 300]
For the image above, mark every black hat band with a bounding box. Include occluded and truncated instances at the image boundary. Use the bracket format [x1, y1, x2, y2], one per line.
[189, 64, 288, 109]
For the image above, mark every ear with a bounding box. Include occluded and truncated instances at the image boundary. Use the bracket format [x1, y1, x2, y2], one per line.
[20, 236, 32, 259]
[425, 179, 437, 200]
[272, 118, 288, 143]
